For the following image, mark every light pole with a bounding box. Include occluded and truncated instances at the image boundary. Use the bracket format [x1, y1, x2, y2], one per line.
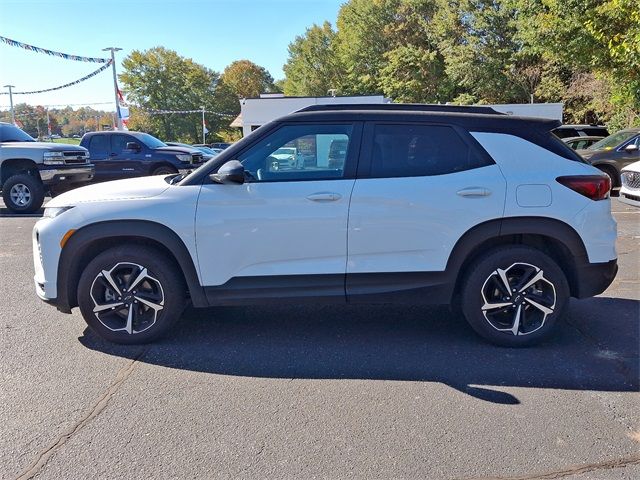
[201, 106, 206, 144]
[102, 47, 123, 130]
[3, 85, 15, 125]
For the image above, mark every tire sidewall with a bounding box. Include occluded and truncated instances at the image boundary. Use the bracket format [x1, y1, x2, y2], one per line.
[2, 174, 45, 213]
[461, 246, 569, 347]
[77, 246, 185, 344]
[152, 166, 177, 176]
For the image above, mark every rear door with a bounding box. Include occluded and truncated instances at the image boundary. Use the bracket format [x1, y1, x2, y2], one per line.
[85, 134, 114, 182]
[346, 122, 507, 300]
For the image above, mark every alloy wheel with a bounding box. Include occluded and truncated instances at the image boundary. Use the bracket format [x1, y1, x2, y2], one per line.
[89, 262, 165, 334]
[480, 262, 556, 336]
[9, 183, 31, 207]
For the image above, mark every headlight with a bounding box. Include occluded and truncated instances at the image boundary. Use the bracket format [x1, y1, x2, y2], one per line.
[176, 154, 192, 163]
[43, 206, 74, 218]
[43, 151, 65, 165]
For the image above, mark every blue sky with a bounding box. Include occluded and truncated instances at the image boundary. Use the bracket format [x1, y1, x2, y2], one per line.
[0, 0, 343, 111]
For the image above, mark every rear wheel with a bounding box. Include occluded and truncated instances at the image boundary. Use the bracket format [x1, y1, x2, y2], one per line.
[2, 174, 45, 214]
[77, 245, 186, 344]
[460, 246, 569, 347]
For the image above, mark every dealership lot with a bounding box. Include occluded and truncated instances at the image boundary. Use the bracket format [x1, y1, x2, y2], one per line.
[1, 199, 638, 479]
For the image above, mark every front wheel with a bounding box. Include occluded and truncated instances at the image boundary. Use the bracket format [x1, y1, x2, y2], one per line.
[2, 174, 45, 214]
[460, 246, 569, 347]
[77, 246, 186, 344]
[152, 165, 178, 176]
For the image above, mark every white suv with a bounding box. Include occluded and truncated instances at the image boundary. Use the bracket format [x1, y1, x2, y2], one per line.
[32, 105, 618, 346]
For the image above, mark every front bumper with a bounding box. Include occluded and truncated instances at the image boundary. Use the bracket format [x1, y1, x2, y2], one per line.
[619, 186, 640, 207]
[573, 258, 618, 298]
[39, 164, 94, 185]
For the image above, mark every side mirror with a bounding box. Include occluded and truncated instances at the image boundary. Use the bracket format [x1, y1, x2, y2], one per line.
[126, 142, 141, 151]
[624, 144, 639, 152]
[210, 160, 245, 184]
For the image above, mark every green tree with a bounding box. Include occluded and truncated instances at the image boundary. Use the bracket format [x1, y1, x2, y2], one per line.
[283, 21, 344, 96]
[220, 60, 276, 99]
[120, 46, 233, 142]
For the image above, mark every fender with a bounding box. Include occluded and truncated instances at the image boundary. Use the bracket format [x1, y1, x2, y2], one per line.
[57, 220, 207, 312]
[445, 216, 589, 283]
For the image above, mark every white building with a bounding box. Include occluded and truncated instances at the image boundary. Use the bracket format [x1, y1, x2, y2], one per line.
[232, 94, 388, 137]
[231, 94, 563, 137]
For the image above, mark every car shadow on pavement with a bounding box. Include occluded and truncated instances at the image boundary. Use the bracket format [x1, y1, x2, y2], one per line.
[79, 296, 639, 404]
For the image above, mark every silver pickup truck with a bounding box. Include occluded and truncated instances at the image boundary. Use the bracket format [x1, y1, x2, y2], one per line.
[1, 122, 94, 213]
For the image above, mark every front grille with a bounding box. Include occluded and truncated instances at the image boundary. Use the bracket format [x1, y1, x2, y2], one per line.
[62, 151, 89, 164]
[621, 171, 640, 189]
[192, 153, 204, 163]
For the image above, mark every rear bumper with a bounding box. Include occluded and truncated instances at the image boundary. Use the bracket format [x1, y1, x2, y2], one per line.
[573, 258, 618, 298]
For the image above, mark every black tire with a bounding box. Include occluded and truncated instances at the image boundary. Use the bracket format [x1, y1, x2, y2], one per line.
[77, 245, 186, 344]
[596, 165, 619, 188]
[460, 246, 569, 347]
[151, 165, 178, 176]
[2, 174, 45, 214]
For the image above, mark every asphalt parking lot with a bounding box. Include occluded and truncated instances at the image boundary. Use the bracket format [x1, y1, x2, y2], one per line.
[1, 197, 638, 480]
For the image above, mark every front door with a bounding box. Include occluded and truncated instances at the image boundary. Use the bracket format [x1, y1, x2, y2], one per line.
[110, 134, 145, 178]
[195, 122, 362, 303]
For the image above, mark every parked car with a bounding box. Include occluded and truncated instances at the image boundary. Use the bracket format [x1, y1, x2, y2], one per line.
[577, 128, 640, 187]
[562, 136, 604, 150]
[553, 124, 609, 139]
[619, 160, 640, 207]
[80, 131, 205, 183]
[33, 104, 617, 347]
[0, 122, 93, 213]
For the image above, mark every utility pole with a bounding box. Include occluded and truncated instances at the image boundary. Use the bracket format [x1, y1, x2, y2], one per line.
[102, 47, 123, 130]
[4, 85, 15, 124]
[46, 108, 52, 140]
[201, 106, 206, 144]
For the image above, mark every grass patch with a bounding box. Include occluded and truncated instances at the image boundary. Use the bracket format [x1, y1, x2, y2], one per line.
[50, 138, 81, 145]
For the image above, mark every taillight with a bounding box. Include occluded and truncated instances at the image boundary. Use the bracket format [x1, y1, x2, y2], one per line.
[556, 175, 611, 200]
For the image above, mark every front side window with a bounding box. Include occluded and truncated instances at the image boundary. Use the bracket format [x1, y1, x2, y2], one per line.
[239, 124, 353, 182]
[370, 124, 485, 178]
[588, 131, 638, 151]
[0, 124, 35, 142]
[111, 134, 135, 155]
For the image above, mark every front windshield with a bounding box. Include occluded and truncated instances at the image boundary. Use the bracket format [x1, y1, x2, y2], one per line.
[0, 124, 35, 142]
[588, 131, 637, 151]
[137, 132, 167, 148]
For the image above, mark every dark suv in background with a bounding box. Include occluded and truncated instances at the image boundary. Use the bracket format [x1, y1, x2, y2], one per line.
[80, 131, 205, 182]
[577, 128, 640, 187]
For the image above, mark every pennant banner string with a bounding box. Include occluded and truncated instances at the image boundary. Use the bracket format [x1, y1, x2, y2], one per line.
[0, 61, 113, 95]
[0, 35, 109, 63]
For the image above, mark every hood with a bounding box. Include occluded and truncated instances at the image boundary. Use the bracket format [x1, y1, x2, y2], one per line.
[47, 175, 172, 207]
[2, 141, 87, 152]
[155, 146, 201, 155]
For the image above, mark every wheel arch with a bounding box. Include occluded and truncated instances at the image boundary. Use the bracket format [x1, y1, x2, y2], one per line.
[57, 220, 206, 312]
[1, 158, 40, 185]
[447, 217, 588, 299]
[149, 162, 178, 175]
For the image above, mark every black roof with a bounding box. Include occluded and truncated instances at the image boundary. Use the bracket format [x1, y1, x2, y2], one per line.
[297, 103, 504, 115]
[280, 106, 561, 133]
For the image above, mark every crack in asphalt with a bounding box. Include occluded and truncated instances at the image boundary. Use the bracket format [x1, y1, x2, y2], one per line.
[14, 348, 147, 480]
[462, 453, 640, 480]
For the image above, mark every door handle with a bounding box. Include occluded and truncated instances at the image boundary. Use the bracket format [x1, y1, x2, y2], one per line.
[306, 192, 342, 202]
[456, 187, 491, 197]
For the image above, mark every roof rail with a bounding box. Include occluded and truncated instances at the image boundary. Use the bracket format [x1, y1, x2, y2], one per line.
[296, 103, 505, 115]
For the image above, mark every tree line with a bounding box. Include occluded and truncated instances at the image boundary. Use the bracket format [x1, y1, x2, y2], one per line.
[283, 0, 639, 130]
[3, 0, 637, 142]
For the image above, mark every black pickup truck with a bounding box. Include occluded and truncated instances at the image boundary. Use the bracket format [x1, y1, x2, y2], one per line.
[80, 131, 205, 182]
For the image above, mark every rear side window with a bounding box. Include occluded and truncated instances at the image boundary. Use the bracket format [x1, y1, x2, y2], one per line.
[89, 135, 110, 156]
[370, 124, 488, 178]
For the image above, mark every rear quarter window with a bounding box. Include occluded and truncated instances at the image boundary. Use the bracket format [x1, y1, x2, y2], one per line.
[369, 124, 491, 178]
